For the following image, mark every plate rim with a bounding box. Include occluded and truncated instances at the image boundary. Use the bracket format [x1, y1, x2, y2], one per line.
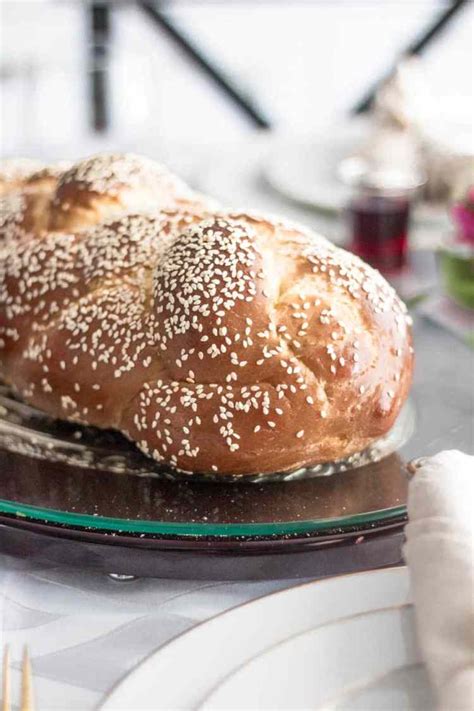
[263, 134, 448, 225]
[320, 661, 425, 711]
[101, 566, 410, 710]
[199, 603, 415, 710]
[0, 399, 414, 537]
[0, 496, 407, 538]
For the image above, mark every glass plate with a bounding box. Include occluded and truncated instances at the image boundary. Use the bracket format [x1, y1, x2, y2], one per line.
[0, 384, 414, 483]
[0, 386, 414, 536]
[1, 310, 472, 539]
[0, 384, 413, 537]
[0, 447, 409, 538]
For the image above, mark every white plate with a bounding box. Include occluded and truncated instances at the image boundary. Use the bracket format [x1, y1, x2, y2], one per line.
[264, 129, 447, 225]
[264, 131, 362, 214]
[202, 606, 431, 710]
[102, 567, 433, 710]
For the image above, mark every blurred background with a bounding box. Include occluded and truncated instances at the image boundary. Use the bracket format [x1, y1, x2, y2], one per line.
[0, 0, 472, 147]
[1, 0, 473, 316]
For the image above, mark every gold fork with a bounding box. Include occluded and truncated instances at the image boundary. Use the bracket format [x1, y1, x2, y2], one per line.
[2, 646, 35, 711]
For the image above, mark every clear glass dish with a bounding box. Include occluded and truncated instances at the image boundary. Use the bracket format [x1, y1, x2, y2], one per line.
[0, 384, 414, 483]
[0, 383, 414, 538]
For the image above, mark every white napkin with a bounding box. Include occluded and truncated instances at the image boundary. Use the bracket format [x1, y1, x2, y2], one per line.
[404, 450, 474, 711]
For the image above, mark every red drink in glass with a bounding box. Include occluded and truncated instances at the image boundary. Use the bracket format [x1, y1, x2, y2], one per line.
[349, 193, 410, 271]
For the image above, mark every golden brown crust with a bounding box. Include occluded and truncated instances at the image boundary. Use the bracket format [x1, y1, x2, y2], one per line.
[0, 204, 413, 475]
[0, 153, 215, 247]
[48, 153, 213, 232]
[0, 159, 72, 197]
[0, 191, 53, 247]
[26, 161, 73, 193]
[0, 158, 46, 194]
[0, 160, 69, 248]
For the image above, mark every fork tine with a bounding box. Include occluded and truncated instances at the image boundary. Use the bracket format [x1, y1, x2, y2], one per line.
[21, 647, 35, 711]
[2, 646, 10, 711]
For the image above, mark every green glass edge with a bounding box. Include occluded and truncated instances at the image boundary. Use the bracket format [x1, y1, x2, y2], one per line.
[0, 498, 407, 537]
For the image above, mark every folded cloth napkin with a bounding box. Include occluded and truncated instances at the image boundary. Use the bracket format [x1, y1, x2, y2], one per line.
[404, 450, 474, 711]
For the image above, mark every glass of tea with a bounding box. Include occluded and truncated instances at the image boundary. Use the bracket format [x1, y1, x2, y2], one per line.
[346, 170, 423, 272]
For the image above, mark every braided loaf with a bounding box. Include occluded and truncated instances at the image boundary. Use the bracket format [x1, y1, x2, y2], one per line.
[0, 153, 413, 475]
[0, 152, 213, 248]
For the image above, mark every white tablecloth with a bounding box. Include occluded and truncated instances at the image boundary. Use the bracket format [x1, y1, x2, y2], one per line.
[0, 553, 299, 709]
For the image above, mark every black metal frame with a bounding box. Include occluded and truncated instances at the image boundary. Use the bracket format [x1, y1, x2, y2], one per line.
[87, 0, 469, 132]
[352, 0, 469, 114]
[138, 1, 272, 129]
[88, 0, 271, 132]
[89, 2, 111, 131]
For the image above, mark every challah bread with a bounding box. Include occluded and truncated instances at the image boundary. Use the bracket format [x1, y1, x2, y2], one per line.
[0, 160, 71, 243]
[0, 192, 49, 246]
[0, 160, 72, 202]
[0, 153, 215, 247]
[0, 206, 413, 476]
[0, 158, 46, 194]
[48, 153, 213, 231]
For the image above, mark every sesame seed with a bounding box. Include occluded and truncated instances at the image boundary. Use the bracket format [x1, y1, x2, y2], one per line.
[0, 180, 411, 473]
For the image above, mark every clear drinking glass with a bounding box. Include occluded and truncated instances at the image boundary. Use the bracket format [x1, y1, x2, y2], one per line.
[347, 181, 413, 271]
